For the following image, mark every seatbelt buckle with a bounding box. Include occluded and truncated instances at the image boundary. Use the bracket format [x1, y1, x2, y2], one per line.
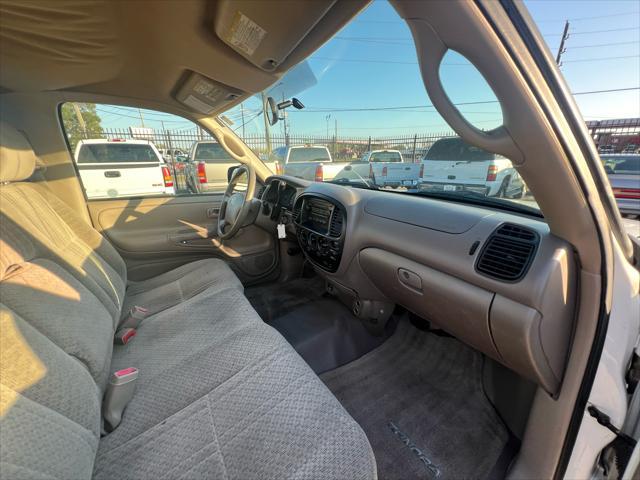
[102, 367, 138, 432]
[114, 327, 136, 345]
[120, 305, 149, 329]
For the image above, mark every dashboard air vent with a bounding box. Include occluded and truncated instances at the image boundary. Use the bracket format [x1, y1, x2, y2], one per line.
[329, 208, 344, 238]
[476, 223, 539, 282]
[292, 200, 302, 223]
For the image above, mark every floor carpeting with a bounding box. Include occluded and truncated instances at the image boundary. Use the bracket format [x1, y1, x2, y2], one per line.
[245, 275, 326, 322]
[321, 318, 509, 480]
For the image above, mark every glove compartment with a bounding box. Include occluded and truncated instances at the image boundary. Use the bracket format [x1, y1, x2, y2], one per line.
[359, 248, 500, 360]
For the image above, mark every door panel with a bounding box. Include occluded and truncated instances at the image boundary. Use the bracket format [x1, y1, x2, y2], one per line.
[87, 195, 277, 282]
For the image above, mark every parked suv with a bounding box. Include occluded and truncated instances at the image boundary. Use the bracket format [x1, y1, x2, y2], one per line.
[420, 137, 524, 197]
[74, 139, 175, 199]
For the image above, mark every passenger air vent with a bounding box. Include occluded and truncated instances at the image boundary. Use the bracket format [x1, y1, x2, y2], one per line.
[292, 200, 302, 223]
[329, 208, 344, 238]
[475, 223, 539, 282]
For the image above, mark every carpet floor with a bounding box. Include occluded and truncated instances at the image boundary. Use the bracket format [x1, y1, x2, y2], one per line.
[321, 318, 509, 480]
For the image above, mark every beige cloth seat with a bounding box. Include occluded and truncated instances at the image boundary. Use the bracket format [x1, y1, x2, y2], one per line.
[122, 258, 242, 320]
[0, 122, 377, 480]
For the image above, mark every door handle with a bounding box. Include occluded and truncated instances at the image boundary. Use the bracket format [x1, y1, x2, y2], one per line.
[104, 171, 121, 178]
[206, 207, 220, 218]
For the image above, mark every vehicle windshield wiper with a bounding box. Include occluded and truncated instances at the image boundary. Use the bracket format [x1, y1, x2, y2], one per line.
[407, 189, 543, 217]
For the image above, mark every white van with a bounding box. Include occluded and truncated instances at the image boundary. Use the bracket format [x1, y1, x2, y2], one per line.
[420, 137, 524, 197]
[74, 139, 175, 199]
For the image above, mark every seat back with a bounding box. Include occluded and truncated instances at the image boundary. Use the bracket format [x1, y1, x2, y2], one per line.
[0, 122, 127, 478]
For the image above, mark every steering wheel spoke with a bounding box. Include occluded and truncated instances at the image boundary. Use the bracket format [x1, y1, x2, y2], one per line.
[216, 164, 255, 240]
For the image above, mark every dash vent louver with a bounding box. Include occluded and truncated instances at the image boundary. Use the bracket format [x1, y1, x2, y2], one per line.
[292, 199, 302, 223]
[329, 208, 344, 238]
[475, 223, 539, 282]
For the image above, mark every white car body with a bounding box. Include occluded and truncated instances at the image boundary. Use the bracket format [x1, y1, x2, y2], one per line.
[420, 137, 524, 197]
[74, 139, 175, 199]
[362, 150, 421, 188]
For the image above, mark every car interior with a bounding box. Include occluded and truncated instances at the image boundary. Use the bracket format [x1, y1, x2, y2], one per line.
[0, 1, 635, 479]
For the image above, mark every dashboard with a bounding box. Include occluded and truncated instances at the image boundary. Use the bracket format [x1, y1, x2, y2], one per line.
[258, 175, 576, 397]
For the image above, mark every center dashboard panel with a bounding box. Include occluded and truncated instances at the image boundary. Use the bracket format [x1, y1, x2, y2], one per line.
[292, 194, 345, 272]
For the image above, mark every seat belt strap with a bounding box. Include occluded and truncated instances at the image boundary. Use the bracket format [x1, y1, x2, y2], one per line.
[102, 367, 138, 433]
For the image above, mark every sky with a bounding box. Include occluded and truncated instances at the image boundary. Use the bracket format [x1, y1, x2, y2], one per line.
[99, 0, 640, 138]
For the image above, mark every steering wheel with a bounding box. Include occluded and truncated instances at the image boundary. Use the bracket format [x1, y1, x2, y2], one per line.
[217, 164, 256, 240]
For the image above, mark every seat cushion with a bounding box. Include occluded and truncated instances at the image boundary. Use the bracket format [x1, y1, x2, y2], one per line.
[95, 289, 377, 480]
[122, 258, 242, 320]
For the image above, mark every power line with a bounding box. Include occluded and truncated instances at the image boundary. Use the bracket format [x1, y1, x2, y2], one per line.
[563, 54, 640, 63]
[558, 26, 639, 36]
[97, 105, 190, 121]
[354, 11, 640, 25]
[95, 107, 191, 124]
[287, 86, 640, 113]
[311, 54, 640, 66]
[568, 40, 639, 49]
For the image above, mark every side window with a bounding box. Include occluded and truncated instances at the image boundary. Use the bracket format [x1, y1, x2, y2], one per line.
[60, 103, 239, 199]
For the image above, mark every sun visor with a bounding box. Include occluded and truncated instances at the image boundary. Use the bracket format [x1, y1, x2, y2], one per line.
[175, 72, 244, 114]
[214, 0, 336, 71]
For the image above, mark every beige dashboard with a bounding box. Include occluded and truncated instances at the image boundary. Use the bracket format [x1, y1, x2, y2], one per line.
[261, 177, 577, 396]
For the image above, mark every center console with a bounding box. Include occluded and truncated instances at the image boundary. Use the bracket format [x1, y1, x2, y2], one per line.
[293, 193, 346, 272]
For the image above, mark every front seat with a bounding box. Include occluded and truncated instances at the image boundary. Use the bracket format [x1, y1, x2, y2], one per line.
[0, 122, 377, 479]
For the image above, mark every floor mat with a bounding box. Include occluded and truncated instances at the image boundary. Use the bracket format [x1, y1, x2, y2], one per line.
[321, 318, 509, 480]
[244, 275, 326, 322]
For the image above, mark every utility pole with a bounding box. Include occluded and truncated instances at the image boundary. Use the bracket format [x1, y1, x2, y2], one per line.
[240, 103, 245, 138]
[138, 108, 145, 128]
[334, 118, 338, 157]
[556, 20, 570, 66]
[325, 114, 331, 139]
[72, 103, 87, 138]
[261, 92, 272, 155]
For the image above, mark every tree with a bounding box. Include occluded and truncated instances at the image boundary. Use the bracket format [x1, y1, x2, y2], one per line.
[61, 103, 104, 151]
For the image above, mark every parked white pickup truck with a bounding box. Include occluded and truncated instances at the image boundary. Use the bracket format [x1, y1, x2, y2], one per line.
[74, 139, 175, 199]
[271, 145, 341, 182]
[362, 150, 421, 189]
[420, 137, 524, 197]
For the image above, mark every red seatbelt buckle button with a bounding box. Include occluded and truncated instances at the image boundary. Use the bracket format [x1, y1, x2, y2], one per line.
[114, 367, 138, 380]
[115, 328, 136, 345]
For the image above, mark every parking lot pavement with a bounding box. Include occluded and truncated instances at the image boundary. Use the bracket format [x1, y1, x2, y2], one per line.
[623, 216, 640, 239]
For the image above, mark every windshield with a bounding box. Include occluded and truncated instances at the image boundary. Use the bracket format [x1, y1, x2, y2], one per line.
[288, 147, 331, 163]
[77, 143, 159, 163]
[216, 0, 636, 216]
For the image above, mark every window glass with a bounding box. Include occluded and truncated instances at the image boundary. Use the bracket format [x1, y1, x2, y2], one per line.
[194, 142, 234, 162]
[424, 138, 496, 162]
[369, 151, 402, 162]
[60, 103, 239, 199]
[220, 0, 538, 215]
[288, 147, 331, 162]
[77, 143, 159, 163]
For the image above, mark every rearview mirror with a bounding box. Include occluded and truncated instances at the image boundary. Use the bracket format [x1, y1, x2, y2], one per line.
[266, 97, 279, 126]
